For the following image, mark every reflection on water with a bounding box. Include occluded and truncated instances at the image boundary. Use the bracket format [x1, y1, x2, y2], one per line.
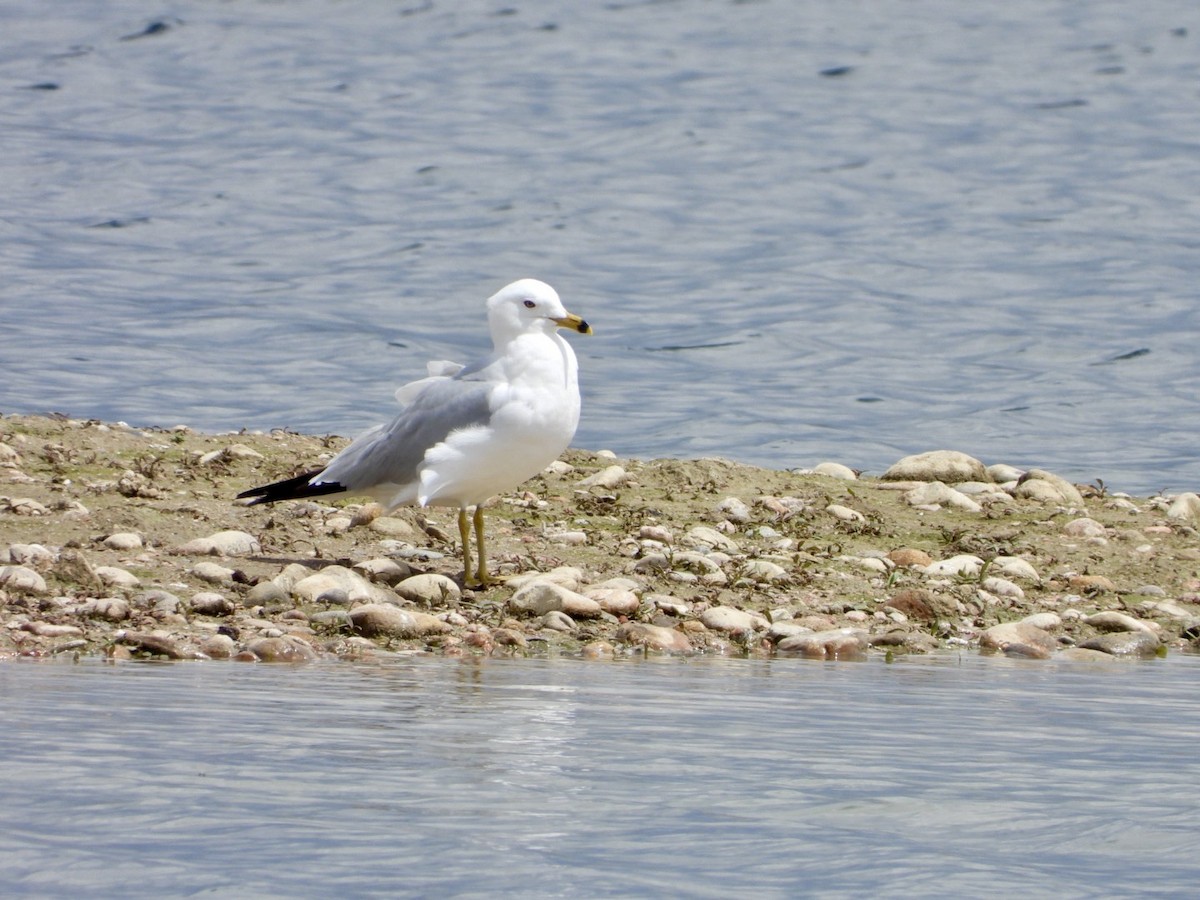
[2, 654, 1199, 897]
[0, 1, 1198, 492]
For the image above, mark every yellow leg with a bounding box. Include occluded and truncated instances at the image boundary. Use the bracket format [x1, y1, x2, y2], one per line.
[473, 505, 489, 586]
[457, 508, 475, 587]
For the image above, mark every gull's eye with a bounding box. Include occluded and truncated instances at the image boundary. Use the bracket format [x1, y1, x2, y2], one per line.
[523, 300, 536, 309]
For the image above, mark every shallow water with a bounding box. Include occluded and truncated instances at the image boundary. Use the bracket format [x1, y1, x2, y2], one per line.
[1, 0, 1198, 493]
[2, 654, 1200, 897]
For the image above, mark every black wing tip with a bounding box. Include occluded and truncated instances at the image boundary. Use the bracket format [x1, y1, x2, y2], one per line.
[236, 469, 346, 505]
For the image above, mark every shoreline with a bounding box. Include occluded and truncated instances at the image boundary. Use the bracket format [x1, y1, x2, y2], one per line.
[1, 413, 1198, 664]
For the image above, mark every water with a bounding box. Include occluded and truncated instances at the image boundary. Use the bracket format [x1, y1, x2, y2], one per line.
[1, 653, 1198, 897]
[1, 0, 1198, 494]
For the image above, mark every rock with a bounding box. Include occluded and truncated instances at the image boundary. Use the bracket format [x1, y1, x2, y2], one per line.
[3, 543, 55, 569]
[883, 588, 947, 622]
[368, 517, 422, 540]
[576, 465, 628, 489]
[699, 605, 768, 634]
[1079, 631, 1161, 657]
[812, 462, 857, 480]
[1063, 517, 1107, 539]
[581, 640, 616, 659]
[615, 622, 693, 653]
[198, 634, 236, 659]
[685, 525, 739, 552]
[714, 497, 752, 523]
[291, 566, 394, 604]
[638, 524, 673, 543]
[547, 530, 588, 545]
[1020, 612, 1062, 631]
[741, 559, 788, 583]
[21, 621, 83, 638]
[0, 564, 48, 594]
[94, 566, 140, 588]
[394, 573, 462, 605]
[493, 628, 529, 649]
[247, 581, 289, 605]
[887, 548, 933, 568]
[883, 451, 988, 484]
[244, 636, 318, 662]
[1085, 611, 1156, 634]
[1057, 647, 1120, 662]
[980, 621, 1057, 655]
[987, 463, 1025, 483]
[102, 532, 144, 551]
[348, 603, 450, 638]
[199, 443, 264, 464]
[921, 554, 984, 578]
[508, 581, 602, 618]
[351, 558, 413, 586]
[539, 610, 577, 632]
[1069, 574, 1116, 593]
[585, 587, 640, 617]
[191, 561, 236, 585]
[993, 556, 1040, 581]
[506, 566, 586, 592]
[3, 497, 50, 516]
[981, 576, 1024, 599]
[903, 482, 982, 513]
[55, 549, 100, 587]
[117, 631, 192, 660]
[1166, 493, 1200, 522]
[776, 628, 869, 659]
[825, 504, 864, 523]
[1013, 470, 1085, 506]
[81, 597, 132, 621]
[139, 589, 182, 615]
[191, 592, 235, 616]
[176, 530, 261, 557]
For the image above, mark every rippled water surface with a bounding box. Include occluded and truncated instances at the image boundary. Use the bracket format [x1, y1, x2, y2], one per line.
[1, 0, 1198, 492]
[2, 654, 1200, 897]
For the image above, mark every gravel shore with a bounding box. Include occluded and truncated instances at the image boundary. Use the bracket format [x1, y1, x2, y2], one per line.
[2, 414, 1198, 663]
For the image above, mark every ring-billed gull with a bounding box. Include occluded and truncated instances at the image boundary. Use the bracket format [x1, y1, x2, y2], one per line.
[238, 278, 592, 586]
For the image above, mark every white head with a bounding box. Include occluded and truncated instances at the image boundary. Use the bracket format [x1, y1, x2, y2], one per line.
[486, 278, 592, 343]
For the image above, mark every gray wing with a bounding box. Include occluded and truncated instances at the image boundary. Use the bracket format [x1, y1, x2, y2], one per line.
[316, 377, 495, 492]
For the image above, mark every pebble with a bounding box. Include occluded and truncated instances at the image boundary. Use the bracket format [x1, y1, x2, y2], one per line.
[506, 566, 585, 592]
[116, 631, 192, 660]
[539, 610, 577, 632]
[1069, 574, 1116, 593]
[776, 628, 869, 659]
[581, 640, 616, 659]
[508, 581, 602, 618]
[394, 573, 462, 605]
[1056, 647, 1120, 662]
[0, 564, 48, 594]
[981, 576, 1024, 599]
[21, 621, 83, 637]
[368, 517, 422, 540]
[140, 589, 183, 615]
[614, 622, 692, 653]
[81, 597, 132, 621]
[199, 443, 264, 464]
[247, 581, 289, 605]
[1166, 492, 1200, 522]
[700, 605, 768, 635]
[547, 530, 588, 545]
[176, 530, 261, 557]
[198, 633, 236, 659]
[903, 482, 982, 513]
[882, 450, 988, 484]
[986, 463, 1024, 483]
[882, 588, 943, 622]
[812, 462, 857, 480]
[993, 556, 1040, 581]
[102, 532, 144, 551]
[1021, 612, 1062, 631]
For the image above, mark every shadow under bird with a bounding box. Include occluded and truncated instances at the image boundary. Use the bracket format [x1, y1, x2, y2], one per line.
[237, 278, 592, 586]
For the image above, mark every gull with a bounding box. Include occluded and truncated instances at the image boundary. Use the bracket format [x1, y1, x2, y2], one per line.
[238, 278, 592, 586]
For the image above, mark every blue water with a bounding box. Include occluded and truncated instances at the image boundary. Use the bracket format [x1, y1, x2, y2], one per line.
[2, 653, 1199, 897]
[1, 0, 1197, 493]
